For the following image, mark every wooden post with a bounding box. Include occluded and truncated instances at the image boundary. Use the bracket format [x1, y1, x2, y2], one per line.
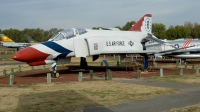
[118, 55, 120, 64]
[43, 65, 45, 69]
[9, 75, 14, 85]
[101, 62, 103, 66]
[192, 65, 195, 69]
[18, 65, 21, 72]
[137, 70, 141, 78]
[107, 69, 112, 80]
[89, 70, 93, 79]
[117, 61, 119, 67]
[176, 60, 179, 68]
[160, 68, 163, 77]
[78, 72, 82, 81]
[10, 68, 14, 75]
[179, 68, 183, 75]
[105, 67, 108, 80]
[196, 66, 199, 74]
[10, 68, 14, 85]
[185, 64, 187, 69]
[153, 62, 157, 67]
[3, 69, 6, 77]
[47, 73, 51, 83]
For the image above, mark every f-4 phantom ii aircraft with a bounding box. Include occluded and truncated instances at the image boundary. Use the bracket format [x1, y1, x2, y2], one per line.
[12, 14, 154, 77]
[144, 34, 198, 62]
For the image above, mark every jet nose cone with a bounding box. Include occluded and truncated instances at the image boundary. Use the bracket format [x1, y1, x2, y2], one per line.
[12, 47, 33, 62]
[12, 47, 50, 62]
[12, 55, 19, 61]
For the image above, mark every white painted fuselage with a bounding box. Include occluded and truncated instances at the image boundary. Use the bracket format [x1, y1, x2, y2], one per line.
[12, 28, 149, 66]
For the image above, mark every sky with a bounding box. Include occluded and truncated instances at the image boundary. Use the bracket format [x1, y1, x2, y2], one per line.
[0, 0, 200, 30]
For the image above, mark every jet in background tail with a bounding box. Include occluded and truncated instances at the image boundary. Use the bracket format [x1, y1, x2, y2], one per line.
[0, 34, 14, 42]
[24, 34, 38, 43]
[24, 34, 38, 45]
[0, 34, 31, 50]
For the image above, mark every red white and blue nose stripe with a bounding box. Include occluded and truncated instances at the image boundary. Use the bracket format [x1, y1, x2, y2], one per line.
[12, 41, 72, 66]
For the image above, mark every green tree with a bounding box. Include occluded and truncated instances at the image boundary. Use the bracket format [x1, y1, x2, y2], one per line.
[191, 23, 200, 38]
[184, 21, 193, 38]
[121, 21, 136, 31]
[152, 23, 167, 39]
[166, 25, 187, 40]
[175, 25, 187, 39]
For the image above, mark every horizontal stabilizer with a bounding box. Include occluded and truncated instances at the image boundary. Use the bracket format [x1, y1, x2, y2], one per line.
[144, 34, 166, 45]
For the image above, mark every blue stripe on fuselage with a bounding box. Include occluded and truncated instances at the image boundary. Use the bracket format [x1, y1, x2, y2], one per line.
[41, 41, 72, 59]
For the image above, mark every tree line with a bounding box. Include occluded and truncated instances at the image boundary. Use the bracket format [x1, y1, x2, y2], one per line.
[0, 28, 63, 42]
[0, 21, 200, 42]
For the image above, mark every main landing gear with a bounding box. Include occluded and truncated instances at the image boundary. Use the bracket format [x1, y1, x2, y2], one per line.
[50, 62, 60, 78]
[80, 57, 88, 69]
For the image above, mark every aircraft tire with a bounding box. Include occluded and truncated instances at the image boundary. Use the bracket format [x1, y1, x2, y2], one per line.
[55, 72, 59, 78]
[51, 72, 59, 78]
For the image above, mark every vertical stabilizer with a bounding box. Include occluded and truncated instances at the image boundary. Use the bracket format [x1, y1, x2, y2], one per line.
[24, 34, 38, 43]
[130, 14, 152, 34]
[0, 35, 14, 42]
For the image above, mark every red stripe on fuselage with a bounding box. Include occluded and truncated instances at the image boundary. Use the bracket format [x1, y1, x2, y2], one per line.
[182, 39, 193, 49]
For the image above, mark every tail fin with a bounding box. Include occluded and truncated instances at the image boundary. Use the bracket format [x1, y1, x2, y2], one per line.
[0, 35, 14, 42]
[24, 34, 38, 43]
[130, 14, 152, 34]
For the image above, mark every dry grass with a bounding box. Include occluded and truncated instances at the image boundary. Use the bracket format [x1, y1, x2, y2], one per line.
[167, 104, 200, 112]
[146, 75, 200, 85]
[0, 64, 47, 76]
[0, 81, 180, 112]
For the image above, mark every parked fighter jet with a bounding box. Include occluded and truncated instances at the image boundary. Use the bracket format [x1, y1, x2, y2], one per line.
[12, 14, 154, 77]
[0, 34, 31, 50]
[144, 34, 197, 62]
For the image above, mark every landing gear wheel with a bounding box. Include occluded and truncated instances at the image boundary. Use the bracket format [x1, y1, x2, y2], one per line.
[55, 72, 59, 78]
[52, 71, 59, 78]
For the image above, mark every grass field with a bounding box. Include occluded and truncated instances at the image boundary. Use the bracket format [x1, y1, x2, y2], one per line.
[1, 53, 200, 111]
[145, 75, 200, 85]
[168, 104, 200, 112]
[0, 81, 180, 112]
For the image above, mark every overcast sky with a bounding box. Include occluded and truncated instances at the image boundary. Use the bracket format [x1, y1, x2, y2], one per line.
[0, 0, 200, 30]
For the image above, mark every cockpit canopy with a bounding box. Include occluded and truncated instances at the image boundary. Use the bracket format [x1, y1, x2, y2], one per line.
[48, 28, 87, 41]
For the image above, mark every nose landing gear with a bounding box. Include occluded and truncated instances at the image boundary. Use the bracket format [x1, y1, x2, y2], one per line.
[50, 62, 60, 78]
